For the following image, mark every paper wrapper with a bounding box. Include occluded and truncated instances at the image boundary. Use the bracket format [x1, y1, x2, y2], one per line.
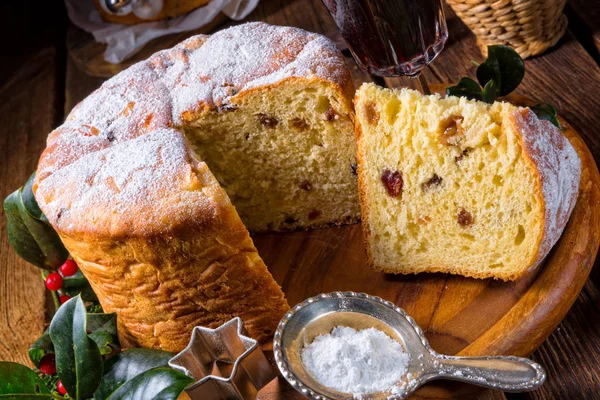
[65, 0, 259, 64]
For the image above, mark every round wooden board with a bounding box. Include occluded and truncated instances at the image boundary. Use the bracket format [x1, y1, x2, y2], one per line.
[253, 89, 600, 399]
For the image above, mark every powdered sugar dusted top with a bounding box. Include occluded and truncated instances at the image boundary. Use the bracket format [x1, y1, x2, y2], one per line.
[33, 22, 352, 237]
[515, 109, 581, 265]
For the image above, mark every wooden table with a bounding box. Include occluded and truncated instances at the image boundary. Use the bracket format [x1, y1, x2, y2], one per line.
[1, 0, 599, 399]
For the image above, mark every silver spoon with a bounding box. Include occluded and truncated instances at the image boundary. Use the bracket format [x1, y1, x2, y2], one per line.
[273, 291, 545, 399]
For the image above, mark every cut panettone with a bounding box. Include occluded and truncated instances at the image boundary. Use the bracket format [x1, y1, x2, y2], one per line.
[355, 83, 580, 281]
[33, 23, 358, 352]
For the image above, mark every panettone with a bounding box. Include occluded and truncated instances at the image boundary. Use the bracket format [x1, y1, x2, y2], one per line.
[354, 83, 580, 281]
[33, 22, 358, 351]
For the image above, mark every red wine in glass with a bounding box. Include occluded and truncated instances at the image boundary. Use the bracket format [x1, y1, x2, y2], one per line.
[322, 0, 448, 77]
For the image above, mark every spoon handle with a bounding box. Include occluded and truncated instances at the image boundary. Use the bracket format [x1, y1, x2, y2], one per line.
[431, 355, 546, 392]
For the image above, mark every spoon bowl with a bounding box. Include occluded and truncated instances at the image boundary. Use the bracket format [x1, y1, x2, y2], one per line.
[273, 292, 546, 399]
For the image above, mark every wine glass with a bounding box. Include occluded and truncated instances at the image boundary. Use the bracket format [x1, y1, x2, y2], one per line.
[321, 0, 448, 91]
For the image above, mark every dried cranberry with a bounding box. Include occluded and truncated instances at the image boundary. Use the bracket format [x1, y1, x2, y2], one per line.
[381, 169, 403, 198]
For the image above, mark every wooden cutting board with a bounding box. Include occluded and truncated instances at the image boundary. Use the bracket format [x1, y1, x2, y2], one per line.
[253, 90, 600, 400]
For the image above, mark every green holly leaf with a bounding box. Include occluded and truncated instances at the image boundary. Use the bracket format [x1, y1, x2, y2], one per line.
[446, 77, 482, 101]
[482, 79, 498, 104]
[50, 295, 103, 400]
[86, 312, 119, 355]
[0, 362, 57, 398]
[3, 172, 69, 271]
[28, 329, 54, 368]
[62, 269, 99, 303]
[94, 349, 176, 400]
[530, 103, 564, 131]
[476, 45, 525, 96]
[105, 367, 193, 400]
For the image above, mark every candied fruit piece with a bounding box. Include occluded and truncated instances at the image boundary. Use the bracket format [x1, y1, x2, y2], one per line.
[440, 116, 464, 146]
[365, 102, 380, 125]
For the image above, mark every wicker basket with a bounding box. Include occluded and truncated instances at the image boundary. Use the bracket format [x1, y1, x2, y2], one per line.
[446, 0, 568, 59]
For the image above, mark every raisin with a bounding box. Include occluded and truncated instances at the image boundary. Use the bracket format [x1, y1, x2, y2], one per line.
[455, 147, 472, 163]
[457, 209, 474, 227]
[308, 210, 321, 220]
[290, 118, 308, 129]
[381, 169, 403, 198]
[421, 174, 443, 192]
[440, 116, 464, 146]
[350, 163, 358, 176]
[325, 107, 339, 122]
[257, 114, 278, 128]
[106, 132, 116, 142]
[299, 180, 313, 191]
[365, 102, 380, 125]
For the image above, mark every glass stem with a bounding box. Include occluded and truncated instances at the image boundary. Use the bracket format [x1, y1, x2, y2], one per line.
[418, 74, 431, 95]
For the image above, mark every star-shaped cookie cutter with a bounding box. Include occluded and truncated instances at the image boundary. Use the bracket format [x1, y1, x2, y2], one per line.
[168, 317, 276, 400]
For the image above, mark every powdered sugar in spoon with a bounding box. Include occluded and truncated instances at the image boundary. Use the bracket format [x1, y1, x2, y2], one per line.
[274, 291, 545, 399]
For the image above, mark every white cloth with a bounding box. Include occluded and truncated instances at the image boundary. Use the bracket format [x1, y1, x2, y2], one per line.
[65, 0, 259, 64]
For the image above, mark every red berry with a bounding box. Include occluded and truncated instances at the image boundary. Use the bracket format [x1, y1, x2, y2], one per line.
[45, 273, 63, 291]
[57, 380, 67, 395]
[59, 295, 71, 304]
[59, 260, 78, 277]
[39, 353, 56, 375]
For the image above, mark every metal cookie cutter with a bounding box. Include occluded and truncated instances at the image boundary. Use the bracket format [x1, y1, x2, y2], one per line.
[169, 317, 276, 400]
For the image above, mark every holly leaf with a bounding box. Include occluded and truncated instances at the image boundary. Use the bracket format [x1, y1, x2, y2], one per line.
[88, 313, 118, 339]
[105, 367, 193, 400]
[531, 103, 564, 131]
[446, 77, 482, 101]
[50, 295, 103, 400]
[62, 269, 99, 303]
[482, 79, 497, 104]
[94, 349, 175, 400]
[476, 45, 525, 96]
[3, 172, 68, 270]
[0, 362, 56, 398]
[28, 329, 54, 368]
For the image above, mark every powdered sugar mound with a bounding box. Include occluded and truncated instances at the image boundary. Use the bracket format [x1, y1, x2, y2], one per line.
[302, 326, 410, 396]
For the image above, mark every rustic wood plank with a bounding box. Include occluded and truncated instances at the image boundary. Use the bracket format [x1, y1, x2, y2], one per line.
[567, 0, 600, 62]
[0, 47, 62, 366]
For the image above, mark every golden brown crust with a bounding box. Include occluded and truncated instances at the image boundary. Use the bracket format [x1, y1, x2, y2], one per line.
[93, 0, 212, 25]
